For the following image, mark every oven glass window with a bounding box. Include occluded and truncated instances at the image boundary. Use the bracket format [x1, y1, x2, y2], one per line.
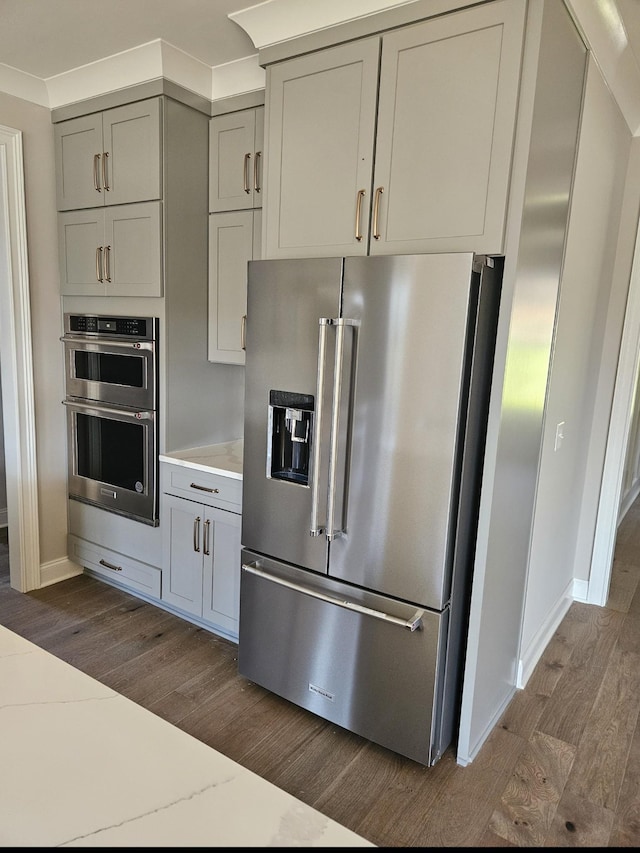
[76, 413, 146, 492]
[74, 351, 145, 388]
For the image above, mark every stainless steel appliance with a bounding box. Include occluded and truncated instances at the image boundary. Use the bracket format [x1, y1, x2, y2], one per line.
[239, 253, 502, 766]
[61, 314, 159, 525]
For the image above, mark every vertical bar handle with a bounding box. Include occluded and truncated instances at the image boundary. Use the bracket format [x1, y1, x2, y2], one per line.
[193, 516, 201, 552]
[95, 246, 103, 282]
[243, 153, 251, 193]
[354, 189, 365, 242]
[326, 318, 356, 541]
[203, 519, 210, 556]
[310, 318, 331, 537]
[93, 154, 102, 192]
[373, 186, 384, 240]
[104, 245, 111, 282]
[254, 151, 262, 193]
[102, 151, 110, 191]
[241, 314, 247, 351]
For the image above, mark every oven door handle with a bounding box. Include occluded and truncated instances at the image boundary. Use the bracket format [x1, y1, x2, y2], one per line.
[62, 400, 155, 421]
[60, 335, 155, 352]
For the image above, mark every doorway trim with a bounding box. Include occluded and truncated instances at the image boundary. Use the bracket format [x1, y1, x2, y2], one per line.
[588, 209, 640, 605]
[0, 125, 40, 592]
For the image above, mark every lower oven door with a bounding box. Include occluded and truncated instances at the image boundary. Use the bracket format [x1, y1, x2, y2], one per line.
[63, 399, 158, 525]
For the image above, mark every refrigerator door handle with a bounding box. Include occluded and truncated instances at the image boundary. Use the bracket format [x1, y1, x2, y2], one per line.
[242, 562, 425, 631]
[310, 318, 332, 537]
[326, 318, 357, 541]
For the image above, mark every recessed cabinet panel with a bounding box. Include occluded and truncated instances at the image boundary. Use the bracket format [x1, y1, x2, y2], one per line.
[371, 0, 525, 255]
[58, 209, 107, 297]
[264, 38, 379, 258]
[209, 107, 264, 212]
[55, 114, 104, 211]
[202, 507, 242, 633]
[208, 210, 261, 364]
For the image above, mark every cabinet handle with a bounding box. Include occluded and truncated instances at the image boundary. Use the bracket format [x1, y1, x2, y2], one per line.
[93, 154, 102, 192]
[102, 151, 110, 191]
[190, 482, 219, 494]
[254, 151, 262, 193]
[104, 245, 111, 282]
[99, 558, 122, 572]
[373, 186, 384, 240]
[193, 516, 201, 552]
[241, 314, 247, 351]
[96, 246, 103, 282]
[354, 189, 365, 242]
[243, 153, 251, 194]
[203, 519, 211, 556]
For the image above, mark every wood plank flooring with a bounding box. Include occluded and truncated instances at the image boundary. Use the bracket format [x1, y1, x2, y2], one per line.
[1, 513, 640, 847]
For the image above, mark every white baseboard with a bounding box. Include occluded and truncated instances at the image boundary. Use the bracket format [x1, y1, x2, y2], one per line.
[39, 557, 83, 588]
[517, 581, 574, 688]
[618, 479, 640, 521]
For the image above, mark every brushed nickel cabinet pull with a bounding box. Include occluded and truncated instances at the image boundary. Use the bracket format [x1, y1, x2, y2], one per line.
[203, 519, 211, 556]
[190, 482, 219, 494]
[99, 558, 122, 572]
[93, 154, 102, 192]
[355, 189, 365, 241]
[373, 186, 384, 240]
[241, 314, 247, 351]
[96, 246, 103, 282]
[104, 245, 111, 282]
[102, 151, 110, 191]
[193, 516, 201, 552]
[254, 151, 262, 193]
[243, 152, 251, 193]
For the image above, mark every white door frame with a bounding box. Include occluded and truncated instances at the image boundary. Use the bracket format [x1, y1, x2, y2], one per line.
[0, 125, 40, 592]
[588, 212, 640, 605]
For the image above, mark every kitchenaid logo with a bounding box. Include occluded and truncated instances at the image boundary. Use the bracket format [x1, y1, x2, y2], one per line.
[309, 683, 335, 702]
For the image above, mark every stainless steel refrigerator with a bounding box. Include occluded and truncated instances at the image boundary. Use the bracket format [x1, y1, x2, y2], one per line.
[239, 253, 502, 766]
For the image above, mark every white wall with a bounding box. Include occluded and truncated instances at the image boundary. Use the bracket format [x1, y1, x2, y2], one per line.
[0, 92, 68, 564]
[519, 56, 633, 679]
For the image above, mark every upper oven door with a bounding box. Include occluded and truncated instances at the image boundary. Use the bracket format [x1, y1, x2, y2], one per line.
[61, 336, 156, 409]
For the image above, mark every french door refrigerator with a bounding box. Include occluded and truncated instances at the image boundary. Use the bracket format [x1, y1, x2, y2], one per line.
[239, 253, 502, 766]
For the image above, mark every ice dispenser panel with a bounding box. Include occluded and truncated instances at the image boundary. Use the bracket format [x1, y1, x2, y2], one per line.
[268, 390, 314, 486]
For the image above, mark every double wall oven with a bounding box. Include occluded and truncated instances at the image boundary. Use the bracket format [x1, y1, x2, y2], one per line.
[61, 313, 159, 525]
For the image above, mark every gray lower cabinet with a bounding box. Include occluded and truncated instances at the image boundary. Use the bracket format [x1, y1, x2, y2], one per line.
[68, 533, 161, 598]
[161, 464, 242, 641]
[208, 209, 262, 364]
[58, 201, 162, 296]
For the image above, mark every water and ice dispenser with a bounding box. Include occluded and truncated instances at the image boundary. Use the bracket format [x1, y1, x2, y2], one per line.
[267, 390, 313, 486]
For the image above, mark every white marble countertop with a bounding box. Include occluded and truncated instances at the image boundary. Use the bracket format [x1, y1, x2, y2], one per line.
[0, 625, 373, 847]
[159, 439, 243, 480]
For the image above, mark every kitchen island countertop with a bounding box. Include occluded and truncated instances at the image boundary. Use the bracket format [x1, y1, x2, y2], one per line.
[159, 439, 243, 480]
[0, 624, 373, 847]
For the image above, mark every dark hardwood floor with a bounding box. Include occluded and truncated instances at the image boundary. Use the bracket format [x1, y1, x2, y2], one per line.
[1, 512, 640, 847]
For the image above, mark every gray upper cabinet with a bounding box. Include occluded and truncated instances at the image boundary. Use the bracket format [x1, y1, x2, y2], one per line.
[263, 0, 526, 258]
[55, 98, 162, 211]
[209, 106, 264, 212]
[263, 38, 379, 258]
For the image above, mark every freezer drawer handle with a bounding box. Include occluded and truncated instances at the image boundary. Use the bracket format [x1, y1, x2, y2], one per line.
[242, 562, 424, 632]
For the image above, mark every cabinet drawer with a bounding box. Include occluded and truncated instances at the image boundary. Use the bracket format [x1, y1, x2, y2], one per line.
[69, 534, 161, 598]
[162, 464, 242, 512]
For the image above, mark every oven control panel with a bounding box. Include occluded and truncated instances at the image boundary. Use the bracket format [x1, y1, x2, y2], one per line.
[65, 314, 156, 341]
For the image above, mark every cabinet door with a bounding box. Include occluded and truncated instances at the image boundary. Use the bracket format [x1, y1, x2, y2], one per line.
[209, 108, 262, 212]
[208, 209, 260, 364]
[161, 493, 204, 617]
[202, 506, 241, 634]
[371, 0, 526, 255]
[102, 99, 162, 206]
[104, 201, 162, 297]
[263, 38, 379, 258]
[55, 114, 104, 211]
[58, 208, 106, 296]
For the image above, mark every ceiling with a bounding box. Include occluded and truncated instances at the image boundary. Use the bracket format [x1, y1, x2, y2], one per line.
[0, 0, 639, 82]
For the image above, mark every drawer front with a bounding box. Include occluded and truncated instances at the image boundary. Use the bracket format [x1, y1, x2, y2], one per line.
[69, 534, 161, 598]
[162, 463, 242, 512]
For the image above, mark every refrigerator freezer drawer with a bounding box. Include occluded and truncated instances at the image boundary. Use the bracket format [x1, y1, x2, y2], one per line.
[238, 550, 450, 766]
